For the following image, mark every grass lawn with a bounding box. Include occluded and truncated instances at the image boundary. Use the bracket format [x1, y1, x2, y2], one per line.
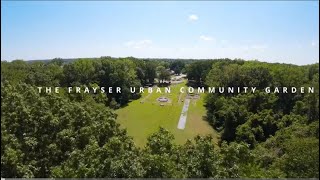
[116, 81, 219, 147]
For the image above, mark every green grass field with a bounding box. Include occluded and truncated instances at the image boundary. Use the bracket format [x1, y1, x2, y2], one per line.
[116, 81, 219, 147]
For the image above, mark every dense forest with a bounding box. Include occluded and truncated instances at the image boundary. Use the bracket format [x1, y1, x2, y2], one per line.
[1, 57, 319, 178]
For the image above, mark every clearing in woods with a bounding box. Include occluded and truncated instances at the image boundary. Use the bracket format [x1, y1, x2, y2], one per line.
[116, 81, 219, 147]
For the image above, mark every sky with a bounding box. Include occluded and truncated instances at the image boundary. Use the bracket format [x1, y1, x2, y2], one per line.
[1, 1, 319, 65]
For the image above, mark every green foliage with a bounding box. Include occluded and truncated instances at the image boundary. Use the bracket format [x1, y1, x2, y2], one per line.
[1, 58, 319, 178]
[181, 136, 219, 178]
[254, 121, 319, 178]
[186, 60, 214, 86]
[156, 66, 171, 83]
[62, 59, 96, 85]
[1, 82, 125, 177]
[143, 128, 180, 178]
[203, 60, 318, 177]
[276, 137, 319, 177]
[236, 110, 280, 147]
[169, 60, 185, 75]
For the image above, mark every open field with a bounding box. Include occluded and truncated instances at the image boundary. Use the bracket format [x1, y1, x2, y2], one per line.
[116, 81, 219, 147]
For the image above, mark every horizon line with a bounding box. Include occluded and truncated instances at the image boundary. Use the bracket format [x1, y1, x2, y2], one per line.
[1, 56, 319, 66]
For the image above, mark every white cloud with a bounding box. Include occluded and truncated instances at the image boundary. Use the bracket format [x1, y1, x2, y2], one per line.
[124, 39, 152, 49]
[199, 35, 214, 41]
[188, 14, 198, 21]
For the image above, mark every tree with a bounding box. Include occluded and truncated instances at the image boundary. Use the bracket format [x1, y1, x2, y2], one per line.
[236, 110, 279, 147]
[1, 58, 319, 178]
[180, 136, 219, 178]
[62, 59, 96, 86]
[49, 58, 64, 66]
[186, 61, 213, 86]
[170, 61, 185, 75]
[276, 137, 319, 177]
[156, 66, 171, 84]
[145, 61, 157, 85]
[255, 121, 319, 178]
[219, 142, 258, 178]
[143, 128, 181, 178]
[1, 82, 132, 177]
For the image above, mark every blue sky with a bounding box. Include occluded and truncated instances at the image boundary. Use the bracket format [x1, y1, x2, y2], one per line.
[1, 1, 319, 65]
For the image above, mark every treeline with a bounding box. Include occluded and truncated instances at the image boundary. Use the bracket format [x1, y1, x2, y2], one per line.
[201, 60, 319, 178]
[1, 57, 188, 108]
[4, 82, 317, 178]
[1, 57, 319, 178]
